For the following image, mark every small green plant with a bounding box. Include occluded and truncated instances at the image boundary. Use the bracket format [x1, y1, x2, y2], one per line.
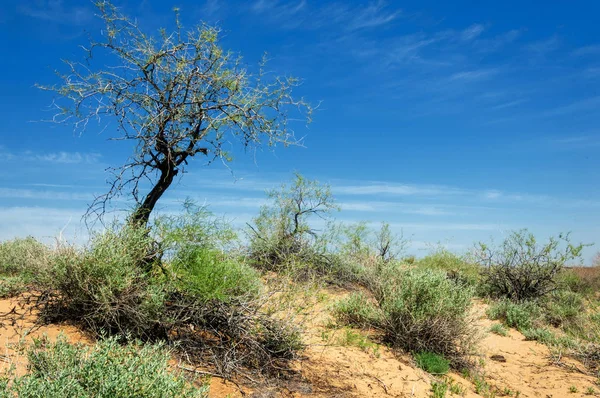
[431, 381, 448, 398]
[335, 328, 380, 357]
[449, 381, 465, 395]
[333, 292, 382, 328]
[415, 352, 450, 375]
[2, 335, 208, 397]
[586, 386, 596, 395]
[486, 300, 542, 331]
[489, 323, 508, 337]
[570, 385, 579, 393]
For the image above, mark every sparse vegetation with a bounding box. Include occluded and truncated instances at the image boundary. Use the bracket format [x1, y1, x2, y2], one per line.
[0, 335, 208, 397]
[335, 266, 477, 368]
[489, 323, 509, 337]
[415, 351, 450, 374]
[476, 230, 584, 301]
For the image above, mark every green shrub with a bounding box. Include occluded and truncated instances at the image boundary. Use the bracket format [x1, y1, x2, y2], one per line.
[173, 247, 261, 302]
[0, 237, 50, 278]
[430, 381, 449, 397]
[486, 300, 542, 331]
[542, 290, 585, 329]
[477, 230, 583, 301]
[1, 336, 207, 397]
[44, 226, 167, 339]
[416, 247, 480, 287]
[0, 275, 30, 299]
[489, 323, 509, 337]
[333, 292, 383, 328]
[414, 351, 450, 374]
[377, 267, 475, 366]
[522, 327, 556, 344]
[42, 224, 301, 376]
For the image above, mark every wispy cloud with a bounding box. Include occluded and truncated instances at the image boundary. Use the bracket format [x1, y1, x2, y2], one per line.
[461, 24, 485, 41]
[538, 96, 600, 118]
[334, 182, 466, 197]
[525, 36, 561, 55]
[0, 188, 90, 201]
[18, 0, 93, 25]
[449, 68, 499, 82]
[490, 98, 528, 110]
[0, 150, 101, 164]
[572, 45, 600, 57]
[250, 0, 400, 31]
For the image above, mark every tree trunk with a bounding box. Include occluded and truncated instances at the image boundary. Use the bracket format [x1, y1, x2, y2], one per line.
[131, 164, 178, 226]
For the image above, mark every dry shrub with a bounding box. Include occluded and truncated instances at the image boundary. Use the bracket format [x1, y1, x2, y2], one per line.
[38, 225, 302, 377]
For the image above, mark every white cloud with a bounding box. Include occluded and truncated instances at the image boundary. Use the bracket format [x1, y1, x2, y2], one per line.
[0, 149, 101, 164]
[461, 24, 485, 41]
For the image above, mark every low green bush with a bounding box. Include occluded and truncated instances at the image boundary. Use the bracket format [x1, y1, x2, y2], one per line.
[489, 323, 509, 337]
[40, 223, 301, 376]
[173, 247, 261, 302]
[416, 247, 480, 287]
[335, 266, 476, 367]
[542, 290, 585, 329]
[414, 351, 450, 374]
[0, 336, 207, 398]
[486, 300, 542, 331]
[0, 237, 50, 277]
[333, 292, 383, 328]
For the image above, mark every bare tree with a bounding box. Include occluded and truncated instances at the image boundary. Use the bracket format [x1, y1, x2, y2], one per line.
[40, 2, 312, 226]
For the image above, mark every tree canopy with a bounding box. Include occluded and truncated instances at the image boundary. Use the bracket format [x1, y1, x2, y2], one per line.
[41, 1, 312, 226]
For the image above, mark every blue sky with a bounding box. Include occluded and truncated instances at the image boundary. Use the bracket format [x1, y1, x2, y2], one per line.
[0, 0, 599, 262]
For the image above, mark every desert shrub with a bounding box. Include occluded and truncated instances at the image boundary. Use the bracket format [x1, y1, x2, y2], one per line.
[486, 300, 542, 331]
[489, 323, 509, 336]
[41, 223, 301, 376]
[248, 173, 338, 276]
[522, 327, 556, 344]
[542, 290, 585, 329]
[43, 226, 167, 339]
[559, 266, 600, 296]
[155, 200, 239, 256]
[1, 336, 207, 398]
[0, 237, 50, 293]
[414, 351, 450, 374]
[416, 247, 480, 287]
[0, 275, 31, 299]
[333, 292, 383, 328]
[172, 247, 261, 302]
[476, 230, 584, 301]
[378, 268, 475, 365]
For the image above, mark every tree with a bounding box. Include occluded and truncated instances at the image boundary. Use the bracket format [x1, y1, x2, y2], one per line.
[248, 173, 338, 269]
[41, 2, 312, 226]
[475, 230, 584, 301]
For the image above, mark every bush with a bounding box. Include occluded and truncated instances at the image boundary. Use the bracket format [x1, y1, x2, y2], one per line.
[416, 247, 480, 287]
[414, 351, 450, 374]
[559, 267, 600, 296]
[335, 266, 476, 367]
[43, 226, 167, 339]
[542, 290, 585, 329]
[1, 336, 208, 397]
[477, 230, 583, 301]
[41, 224, 301, 376]
[333, 292, 383, 328]
[173, 247, 261, 302]
[486, 300, 542, 331]
[489, 323, 509, 337]
[0, 237, 50, 276]
[378, 268, 475, 365]
[248, 173, 338, 275]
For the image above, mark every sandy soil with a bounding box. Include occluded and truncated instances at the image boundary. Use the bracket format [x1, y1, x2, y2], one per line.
[0, 289, 598, 397]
